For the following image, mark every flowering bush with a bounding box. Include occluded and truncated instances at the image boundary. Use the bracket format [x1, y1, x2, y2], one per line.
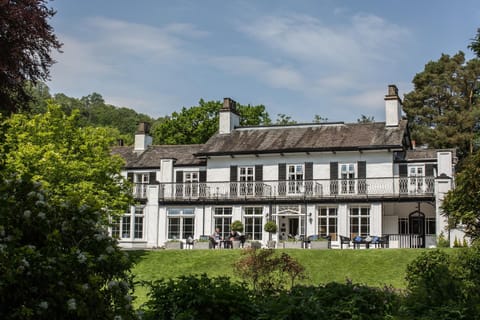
[0, 175, 136, 319]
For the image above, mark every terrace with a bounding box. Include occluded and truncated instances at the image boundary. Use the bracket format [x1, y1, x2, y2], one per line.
[133, 176, 436, 202]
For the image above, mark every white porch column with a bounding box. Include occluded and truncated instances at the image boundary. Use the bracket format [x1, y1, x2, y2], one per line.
[157, 207, 167, 247]
[338, 204, 349, 238]
[370, 203, 382, 236]
[435, 176, 453, 238]
[146, 185, 160, 248]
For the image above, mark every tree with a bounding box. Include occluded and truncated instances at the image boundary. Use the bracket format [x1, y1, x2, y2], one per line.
[403, 52, 480, 159]
[1, 103, 133, 217]
[357, 115, 375, 123]
[0, 173, 136, 320]
[442, 150, 480, 242]
[0, 0, 62, 115]
[151, 99, 271, 145]
[313, 114, 328, 123]
[468, 27, 480, 58]
[275, 113, 297, 125]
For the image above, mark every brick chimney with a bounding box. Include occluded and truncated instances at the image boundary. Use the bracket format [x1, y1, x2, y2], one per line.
[134, 122, 152, 153]
[219, 97, 239, 134]
[384, 84, 403, 126]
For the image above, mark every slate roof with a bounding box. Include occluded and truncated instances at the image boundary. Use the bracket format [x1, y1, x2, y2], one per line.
[112, 145, 206, 168]
[197, 120, 408, 156]
[405, 148, 456, 161]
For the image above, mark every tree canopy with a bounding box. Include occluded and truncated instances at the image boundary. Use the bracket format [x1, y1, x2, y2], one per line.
[403, 51, 480, 160]
[1, 103, 133, 217]
[151, 99, 271, 144]
[442, 150, 480, 242]
[0, 0, 62, 115]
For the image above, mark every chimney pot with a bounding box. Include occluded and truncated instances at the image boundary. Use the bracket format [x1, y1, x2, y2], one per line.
[388, 84, 398, 96]
[137, 122, 150, 134]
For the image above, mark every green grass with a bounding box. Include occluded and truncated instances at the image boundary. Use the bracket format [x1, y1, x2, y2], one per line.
[129, 248, 441, 306]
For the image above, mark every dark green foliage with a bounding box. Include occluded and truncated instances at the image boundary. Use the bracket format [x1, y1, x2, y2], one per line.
[0, 0, 62, 115]
[151, 99, 271, 145]
[263, 220, 278, 234]
[468, 27, 480, 58]
[443, 150, 480, 241]
[402, 248, 480, 320]
[141, 274, 256, 320]
[0, 175, 136, 320]
[258, 282, 399, 320]
[230, 220, 244, 232]
[403, 52, 480, 159]
[234, 248, 305, 292]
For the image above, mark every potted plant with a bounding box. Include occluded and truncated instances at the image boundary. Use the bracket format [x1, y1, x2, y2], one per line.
[264, 220, 278, 249]
[231, 220, 244, 249]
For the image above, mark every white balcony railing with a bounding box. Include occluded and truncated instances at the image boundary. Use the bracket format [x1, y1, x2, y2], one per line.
[137, 176, 436, 200]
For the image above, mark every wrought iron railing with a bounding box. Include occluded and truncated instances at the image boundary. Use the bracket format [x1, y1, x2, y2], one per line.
[141, 176, 436, 201]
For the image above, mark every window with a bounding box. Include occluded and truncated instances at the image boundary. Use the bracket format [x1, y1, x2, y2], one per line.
[425, 218, 436, 235]
[244, 207, 263, 240]
[239, 166, 254, 195]
[121, 216, 131, 238]
[318, 207, 337, 241]
[287, 164, 304, 194]
[349, 206, 370, 238]
[340, 164, 355, 194]
[399, 218, 409, 234]
[409, 165, 424, 193]
[214, 207, 233, 239]
[134, 173, 149, 198]
[167, 208, 195, 240]
[111, 217, 120, 239]
[134, 207, 144, 239]
[184, 171, 199, 197]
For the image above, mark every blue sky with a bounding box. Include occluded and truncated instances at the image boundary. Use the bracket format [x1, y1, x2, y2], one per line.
[48, 1, 480, 123]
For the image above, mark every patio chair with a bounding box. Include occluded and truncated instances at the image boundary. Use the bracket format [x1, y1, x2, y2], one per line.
[339, 235, 351, 249]
[379, 235, 389, 248]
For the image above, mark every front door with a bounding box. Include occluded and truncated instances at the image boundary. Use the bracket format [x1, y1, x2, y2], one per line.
[288, 218, 299, 238]
[409, 211, 425, 248]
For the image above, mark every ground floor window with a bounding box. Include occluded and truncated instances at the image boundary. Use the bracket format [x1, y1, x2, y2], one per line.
[244, 207, 263, 241]
[349, 206, 370, 238]
[399, 218, 409, 234]
[122, 216, 131, 238]
[167, 208, 195, 240]
[318, 206, 337, 240]
[425, 217, 436, 235]
[111, 217, 120, 239]
[214, 207, 232, 239]
[113, 206, 145, 240]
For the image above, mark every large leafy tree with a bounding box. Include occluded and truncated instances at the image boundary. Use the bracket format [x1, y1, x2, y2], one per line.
[151, 99, 271, 144]
[442, 150, 480, 242]
[0, 175, 136, 319]
[0, 0, 62, 115]
[403, 52, 480, 160]
[1, 103, 133, 217]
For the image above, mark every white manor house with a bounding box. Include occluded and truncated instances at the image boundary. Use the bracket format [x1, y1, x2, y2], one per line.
[112, 85, 457, 249]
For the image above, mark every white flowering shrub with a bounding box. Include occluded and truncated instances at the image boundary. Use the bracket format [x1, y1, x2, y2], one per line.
[0, 175, 136, 319]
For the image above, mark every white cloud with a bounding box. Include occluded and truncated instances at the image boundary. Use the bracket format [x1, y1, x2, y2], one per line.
[211, 56, 305, 90]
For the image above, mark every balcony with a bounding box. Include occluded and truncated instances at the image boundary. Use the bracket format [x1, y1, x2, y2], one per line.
[135, 176, 435, 201]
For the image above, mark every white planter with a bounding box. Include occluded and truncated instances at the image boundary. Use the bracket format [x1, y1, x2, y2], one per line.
[164, 241, 183, 250]
[282, 241, 303, 249]
[310, 241, 329, 249]
[194, 241, 210, 249]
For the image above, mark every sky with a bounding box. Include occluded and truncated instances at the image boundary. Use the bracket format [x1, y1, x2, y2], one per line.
[47, 0, 480, 123]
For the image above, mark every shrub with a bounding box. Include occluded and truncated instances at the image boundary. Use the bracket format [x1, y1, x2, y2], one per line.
[141, 274, 256, 320]
[437, 231, 450, 248]
[231, 220, 244, 233]
[263, 220, 278, 234]
[402, 249, 480, 319]
[0, 175, 135, 320]
[259, 281, 400, 319]
[233, 248, 305, 292]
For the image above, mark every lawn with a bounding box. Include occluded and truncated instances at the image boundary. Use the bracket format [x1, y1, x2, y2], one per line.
[129, 248, 439, 306]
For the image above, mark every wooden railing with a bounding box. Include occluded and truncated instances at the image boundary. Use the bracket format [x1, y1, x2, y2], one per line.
[137, 176, 436, 201]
